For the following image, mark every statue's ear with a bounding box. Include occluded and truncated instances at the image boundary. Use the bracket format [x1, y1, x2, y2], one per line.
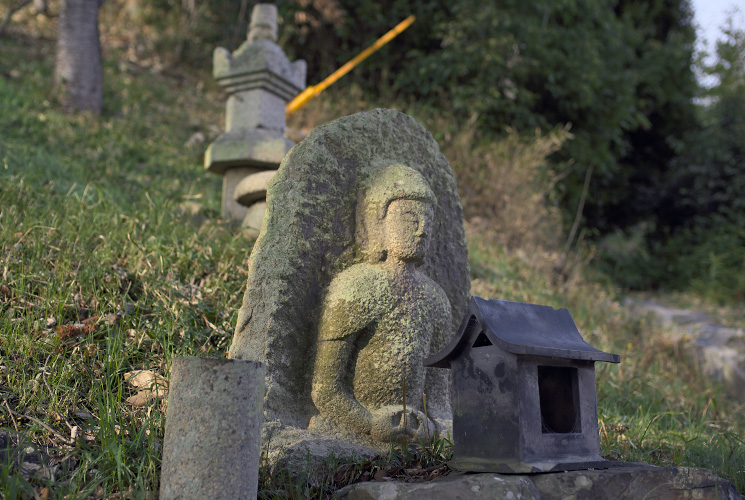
[355, 190, 385, 262]
[355, 222, 386, 263]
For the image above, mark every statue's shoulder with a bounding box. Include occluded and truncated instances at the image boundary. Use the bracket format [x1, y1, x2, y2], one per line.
[325, 262, 388, 302]
[420, 271, 449, 298]
[318, 263, 389, 341]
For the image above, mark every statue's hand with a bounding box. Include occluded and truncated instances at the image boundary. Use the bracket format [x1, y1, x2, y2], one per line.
[369, 405, 437, 443]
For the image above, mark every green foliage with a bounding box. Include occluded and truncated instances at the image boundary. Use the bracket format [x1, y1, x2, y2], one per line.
[100, 0, 249, 68]
[653, 223, 745, 303]
[594, 217, 745, 301]
[408, 0, 698, 233]
[704, 11, 745, 98]
[279, 0, 699, 238]
[0, 37, 248, 497]
[617, 13, 745, 299]
[665, 14, 745, 230]
[277, 0, 453, 93]
[593, 223, 655, 290]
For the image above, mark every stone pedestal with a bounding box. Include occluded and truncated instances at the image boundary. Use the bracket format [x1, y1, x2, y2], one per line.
[334, 465, 742, 500]
[205, 3, 306, 223]
[159, 357, 265, 500]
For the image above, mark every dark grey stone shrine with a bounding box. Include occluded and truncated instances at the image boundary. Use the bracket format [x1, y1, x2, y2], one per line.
[425, 296, 621, 474]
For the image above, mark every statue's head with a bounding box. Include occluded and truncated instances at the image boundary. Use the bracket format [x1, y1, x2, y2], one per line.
[357, 164, 437, 263]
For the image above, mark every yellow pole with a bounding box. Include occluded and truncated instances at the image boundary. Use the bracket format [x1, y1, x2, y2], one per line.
[286, 15, 416, 115]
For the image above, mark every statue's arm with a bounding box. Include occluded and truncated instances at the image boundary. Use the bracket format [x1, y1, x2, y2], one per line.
[430, 282, 454, 353]
[311, 268, 381, 435]
[312, 333, 374, 435]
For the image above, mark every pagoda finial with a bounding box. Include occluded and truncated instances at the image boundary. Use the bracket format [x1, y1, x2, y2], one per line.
[247, 4, 277, 43]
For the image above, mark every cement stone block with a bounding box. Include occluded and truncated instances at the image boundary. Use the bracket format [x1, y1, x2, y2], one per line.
[225, 89, 287, 132]
[214, 40, 305, 96]
[205, 129, 295, 175]
[205, 3, 306, 223]
[221, 167, 260, 222]
[160, 357, 265, 500]
[247, 4, 277, 43]
[335, 473, 541, 500]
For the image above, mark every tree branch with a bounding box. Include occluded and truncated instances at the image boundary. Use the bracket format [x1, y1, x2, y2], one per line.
[0, 0, 33, 37]
[563, 164, 594, 255]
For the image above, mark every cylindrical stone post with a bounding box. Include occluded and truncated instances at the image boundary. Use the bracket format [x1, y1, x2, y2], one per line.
[160, 357, 265, 500]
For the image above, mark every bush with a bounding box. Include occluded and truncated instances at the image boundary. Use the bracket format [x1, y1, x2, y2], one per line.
[655, 221, 745, 303]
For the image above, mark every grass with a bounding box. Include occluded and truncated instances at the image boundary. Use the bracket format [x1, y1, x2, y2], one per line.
[1, 26, 744, 499]
[1, 30, 249, 499]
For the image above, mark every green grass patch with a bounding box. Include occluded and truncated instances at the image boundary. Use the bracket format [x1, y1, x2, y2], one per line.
[1, 33, 251, 498]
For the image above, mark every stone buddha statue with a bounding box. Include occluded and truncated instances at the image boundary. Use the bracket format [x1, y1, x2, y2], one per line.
[311, 165, 452, 443]
[227, 109, 470, 472]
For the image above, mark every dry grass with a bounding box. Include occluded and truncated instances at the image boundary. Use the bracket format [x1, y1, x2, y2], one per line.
[288, 87, 570, 253]
[438, 120, 571, 251]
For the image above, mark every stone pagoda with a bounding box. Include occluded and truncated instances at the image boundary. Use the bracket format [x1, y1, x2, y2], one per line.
[205, 4, 306, 224]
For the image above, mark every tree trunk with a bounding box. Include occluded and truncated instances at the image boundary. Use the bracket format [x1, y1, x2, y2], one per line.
[0, 0, 33, 37]
[55, 0, 103, 114]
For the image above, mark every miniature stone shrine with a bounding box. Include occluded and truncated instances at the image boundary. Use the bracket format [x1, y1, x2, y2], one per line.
[425, 297, 621, 473]
[228, 109, 471, 472]
[205, 4, 306, 224]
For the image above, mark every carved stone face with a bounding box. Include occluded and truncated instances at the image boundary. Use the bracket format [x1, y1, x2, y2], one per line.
[383, 199, 434, 263]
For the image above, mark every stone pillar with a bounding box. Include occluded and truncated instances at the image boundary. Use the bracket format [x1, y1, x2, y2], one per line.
[205, 4, 306, 223]
[160, 357, 265, 500]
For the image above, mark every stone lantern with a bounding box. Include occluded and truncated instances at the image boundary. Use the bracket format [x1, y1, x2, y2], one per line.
[205, 4, 306, 225]
[425, 296, 621, 473]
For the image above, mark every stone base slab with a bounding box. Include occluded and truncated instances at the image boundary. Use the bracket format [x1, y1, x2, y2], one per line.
[262, 425, 382, 480]
[333, 464, 742, 500]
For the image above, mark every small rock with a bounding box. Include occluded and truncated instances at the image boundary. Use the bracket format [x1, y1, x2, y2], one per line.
[185, 132, 205, 147]
[74, 410, 93, 420]
[46, 316, 57, 328]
